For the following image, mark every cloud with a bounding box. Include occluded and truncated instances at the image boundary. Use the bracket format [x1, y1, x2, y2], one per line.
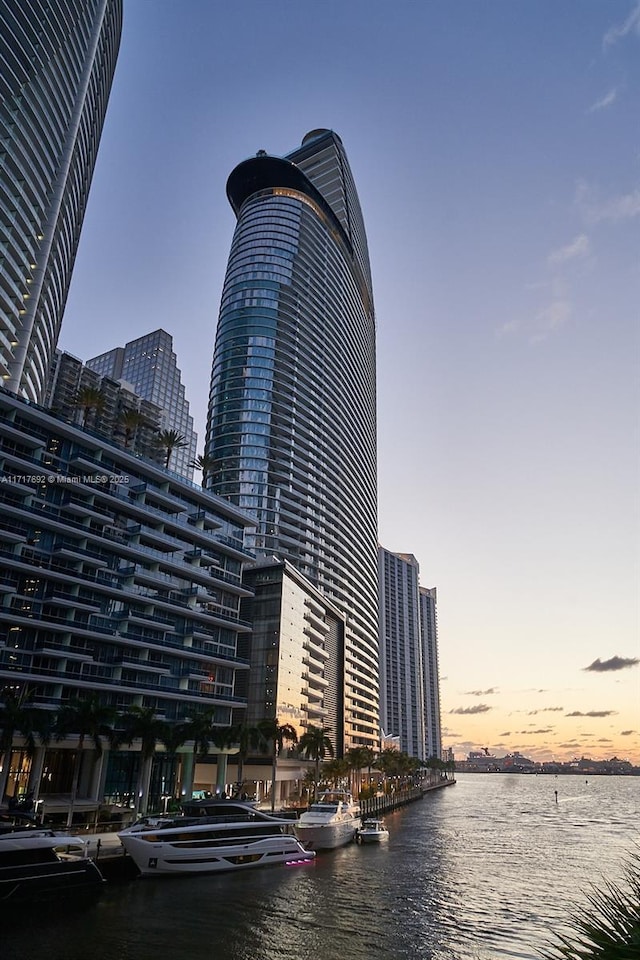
[532, 299, 572, 340]
[603, 2, 640, 48]
[621, 730, 636, 736]
[584, 655, 639, 672]
[548, 234, 590, 265]
[527, 707, 564, 715]
[565, 710, 617, 717]
[464, 687, 499, 696]
[499, 731, 511, 737]
[449, 704, 492, 715]
[576, 179, 640, 224]
[587, 88, 618, 113]
[518, 728, 554, 735]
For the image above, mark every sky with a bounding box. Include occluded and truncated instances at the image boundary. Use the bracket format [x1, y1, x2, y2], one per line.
[60, 0, 640, 765]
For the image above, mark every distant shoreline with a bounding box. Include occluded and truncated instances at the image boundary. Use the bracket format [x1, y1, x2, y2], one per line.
[455, 768, 639, 777]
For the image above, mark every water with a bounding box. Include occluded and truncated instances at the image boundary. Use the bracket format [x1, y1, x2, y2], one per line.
[4, 774, 638, 959]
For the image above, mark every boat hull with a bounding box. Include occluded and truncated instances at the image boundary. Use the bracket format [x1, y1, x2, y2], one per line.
[357, 831, 389, 843]
[120, 833, 315, 876]
[0, 858, 104, 905]
[294, 817, 360, 850]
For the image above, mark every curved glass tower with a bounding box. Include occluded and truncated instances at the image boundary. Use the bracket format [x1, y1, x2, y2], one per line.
[206, 130, 379, 751]
[0, 0, 123, 401]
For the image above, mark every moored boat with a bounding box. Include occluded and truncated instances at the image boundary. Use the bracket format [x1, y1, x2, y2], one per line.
[294, 791, 361, 850]
[0, 828, 104, 905]
[118, 798, 315, 876]
[356, 818, 389, 843]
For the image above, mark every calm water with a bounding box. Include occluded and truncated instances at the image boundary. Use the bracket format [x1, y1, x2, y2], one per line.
[4, 774, 638, 960]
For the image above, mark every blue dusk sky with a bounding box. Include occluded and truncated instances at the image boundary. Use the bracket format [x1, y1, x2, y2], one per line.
[60, 0, 640, 764]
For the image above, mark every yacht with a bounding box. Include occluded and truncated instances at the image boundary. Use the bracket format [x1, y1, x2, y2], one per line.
[0, 827, 104, 905]
[294, 791, 361, 850]
[118, 798, 315, 876]
[356, 818, 389, 843]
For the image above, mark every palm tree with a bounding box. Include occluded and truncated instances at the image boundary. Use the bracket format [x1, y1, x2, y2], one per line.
[345, 746, 372, 798]
[157, 429, 188, 469]
[542, 851, 640, 960]
[258, 718, 298, 812]
[320, 757, 349, 791]
[118, 408, 146, 450]
[188, 453, 216, 485]
[55, 695, 117, 826]
[184, 708, 219, 762]
[298, 725, 334, 801]
[0, 688, 41, 803]
[118, 706, 170, 815]
[230, 722, 267, 793]
[73, 385, 105, 428]
[160, 721, 190, 802]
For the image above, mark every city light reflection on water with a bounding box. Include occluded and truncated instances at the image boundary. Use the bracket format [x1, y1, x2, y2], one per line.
[4, 775, 637, 960]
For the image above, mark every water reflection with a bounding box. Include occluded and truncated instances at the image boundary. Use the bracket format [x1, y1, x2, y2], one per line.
[3, 776, 637, 960]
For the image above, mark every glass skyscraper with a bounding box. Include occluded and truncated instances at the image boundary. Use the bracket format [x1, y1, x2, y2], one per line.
[87, 329, 198, 479]
[206, 129, 379, 751]
[0, 0, 122, 402]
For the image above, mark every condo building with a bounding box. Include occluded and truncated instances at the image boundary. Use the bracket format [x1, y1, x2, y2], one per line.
[45, 348, 163, 462]
[206, 130, 379, 753]
[0, 0, 122, 402]
[237, 560, 345, 806]
[378, 549, 426, 759]
[0, 386, 254, 808]
[87, 329, 197, 480]
[420, 586, 442, 760]
[379, 548, 443, 761]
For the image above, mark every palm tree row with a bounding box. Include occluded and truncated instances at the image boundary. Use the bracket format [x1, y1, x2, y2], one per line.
[1, 693, 327, 818]
[2, 689, 449, 820]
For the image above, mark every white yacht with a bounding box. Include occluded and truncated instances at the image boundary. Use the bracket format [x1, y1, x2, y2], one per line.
[356, 818, 389, 843]
[294, 791, 361, 850]
[0, 827, 104, 905]
[118, 798, 315, 876]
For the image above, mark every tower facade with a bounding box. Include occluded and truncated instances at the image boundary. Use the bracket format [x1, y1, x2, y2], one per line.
[420, 586, 442, 759]
[0, 0, 122, 401]
[378, 549, 426, 759]
[206, 130, 379, 751]
[87, 329, 198, 479]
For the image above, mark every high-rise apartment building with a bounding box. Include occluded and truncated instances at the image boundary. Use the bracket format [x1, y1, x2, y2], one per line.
[45, 349, 163, 461]
[87, 329, 197, 479]
[206, 130, 379, 752]
[379, 547, 443, 761]
[0, 0, 122, 401]
[378, 549, 426, 759]
[0, 385, 254, 809]
[420, 586, 442, 760]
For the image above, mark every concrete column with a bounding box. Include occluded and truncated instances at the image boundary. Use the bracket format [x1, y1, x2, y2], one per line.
[180, 751, 194, 800]
[27, 747, 46, 800]
[216, 754, 228, 793]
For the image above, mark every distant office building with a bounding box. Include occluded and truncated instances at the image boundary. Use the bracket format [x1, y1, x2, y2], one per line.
[0, 386, 254, 807]
[420, 586, 442, 760]
[87, 329, 197, 479]
[206, 130, 379, 752]
[0, 0, 123, 401]
[378, 549, 426, 759]
[45, 349, 163, 461]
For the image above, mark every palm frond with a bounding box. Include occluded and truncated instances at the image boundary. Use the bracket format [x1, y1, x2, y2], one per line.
[541, 851, 640, 960]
